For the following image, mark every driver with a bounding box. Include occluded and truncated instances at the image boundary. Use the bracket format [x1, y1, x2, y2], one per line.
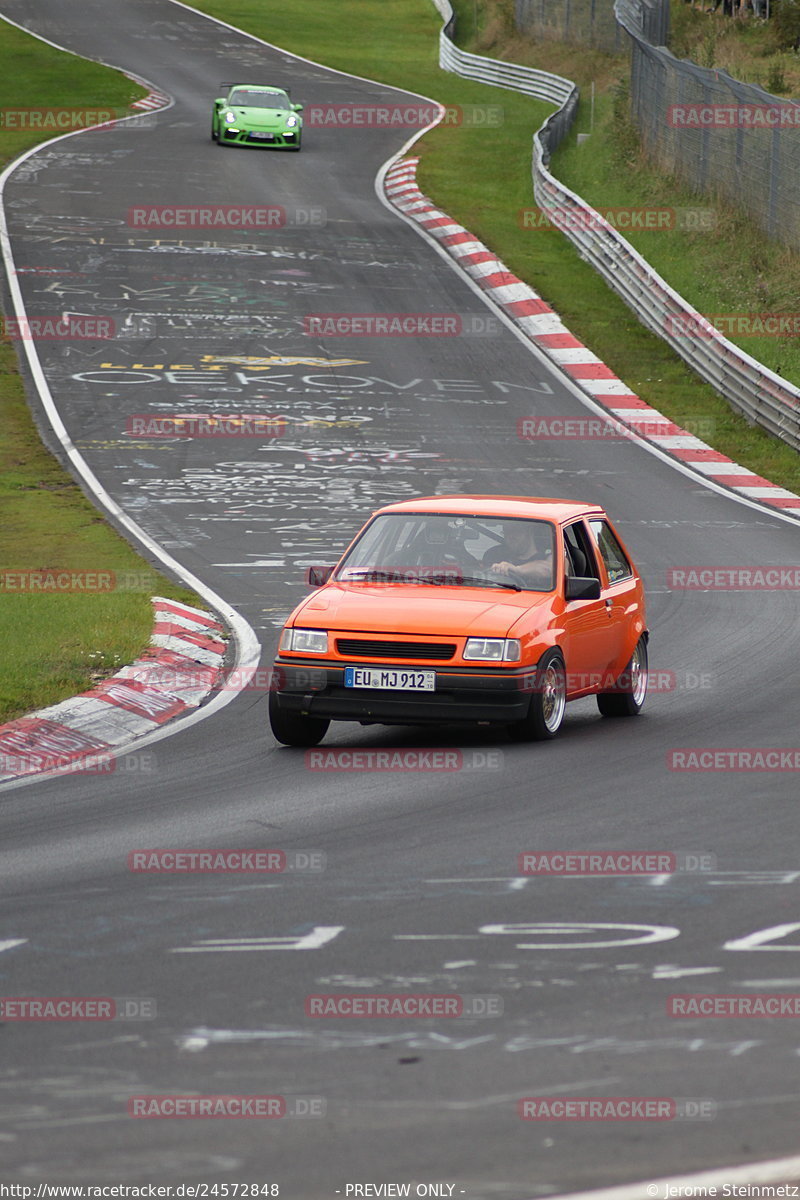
[482, 521, 552, 587]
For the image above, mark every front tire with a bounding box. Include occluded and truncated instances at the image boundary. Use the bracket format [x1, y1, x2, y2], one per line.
[269, 692, 329, 747]
[508, 649, 566, 742]
[597, 636, 648, 718]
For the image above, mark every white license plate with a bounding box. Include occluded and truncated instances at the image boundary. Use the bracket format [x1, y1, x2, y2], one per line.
[250, 131, 274, 140]
[344, 666, 435, 691]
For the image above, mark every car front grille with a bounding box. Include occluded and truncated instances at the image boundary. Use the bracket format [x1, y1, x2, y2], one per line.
[335, 638, 457, 661]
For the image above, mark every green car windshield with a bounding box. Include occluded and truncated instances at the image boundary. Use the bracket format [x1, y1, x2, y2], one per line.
[228, 90, 290, 109]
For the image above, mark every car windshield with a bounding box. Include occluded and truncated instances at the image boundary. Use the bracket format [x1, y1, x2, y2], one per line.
[229, 90, 289, 109]
[335, 513, 556, 592]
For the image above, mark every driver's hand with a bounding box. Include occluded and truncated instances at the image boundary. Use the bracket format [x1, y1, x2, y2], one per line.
[492, 561, 514, 575]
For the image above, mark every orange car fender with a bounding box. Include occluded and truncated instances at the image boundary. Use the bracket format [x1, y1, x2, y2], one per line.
[610, 617, 649, 681]
[510, 611, 565, 668]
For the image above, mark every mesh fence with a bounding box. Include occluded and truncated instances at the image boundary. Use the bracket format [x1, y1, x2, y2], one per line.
[619, 0, 800, 251]
[515, 0, 626, 54]
[517, 0, 800, 251]
[615, 0, 669, 44]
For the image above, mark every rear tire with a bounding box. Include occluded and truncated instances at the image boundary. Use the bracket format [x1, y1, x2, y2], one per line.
[269, 691, 329, 747]
[508, 649, 566, 742]
[597, 635, 648, 718]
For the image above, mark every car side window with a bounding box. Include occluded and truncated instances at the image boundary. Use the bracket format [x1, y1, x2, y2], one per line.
[589, 519, 633, 584]
[563, 522, 600, 581]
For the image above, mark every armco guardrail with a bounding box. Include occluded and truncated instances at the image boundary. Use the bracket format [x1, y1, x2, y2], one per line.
[439, 34, 574, 106]
[432, 0, 574, 105]
[433, 1, 800, 455]
[531, 143, 800, 452]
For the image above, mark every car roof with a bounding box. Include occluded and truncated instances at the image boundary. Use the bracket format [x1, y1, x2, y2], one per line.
[373, 495, 605, 522]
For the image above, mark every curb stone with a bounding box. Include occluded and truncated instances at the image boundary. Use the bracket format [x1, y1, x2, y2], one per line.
[0, 598, 228, 783]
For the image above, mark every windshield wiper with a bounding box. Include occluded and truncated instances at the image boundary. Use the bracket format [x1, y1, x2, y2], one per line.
[340, 569, 405, 581]
[456, 575, 523, 592]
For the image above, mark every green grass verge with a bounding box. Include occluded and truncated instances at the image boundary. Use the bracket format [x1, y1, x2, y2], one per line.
[181, 0, 799, 498]
[551, 66, 800, 395]
[0, 18, 201, 723]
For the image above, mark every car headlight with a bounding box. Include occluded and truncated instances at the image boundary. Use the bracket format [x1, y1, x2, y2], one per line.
[285, 115, 298, 127]
[279, 628, 329, 654]
[463, 638, 521, 662]
[224, 112, 236, 123]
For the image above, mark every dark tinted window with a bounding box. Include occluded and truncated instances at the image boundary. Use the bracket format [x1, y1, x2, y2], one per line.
[230, 90, 289, 109]
[563, 521, 601, 581]
[335, 513, 556, 592]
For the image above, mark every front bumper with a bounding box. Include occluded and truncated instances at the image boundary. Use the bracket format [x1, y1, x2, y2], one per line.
[271, 657, 535, 725]
[221, 127, 299, 147]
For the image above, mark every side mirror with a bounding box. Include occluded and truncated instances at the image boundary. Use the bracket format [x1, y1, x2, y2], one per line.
[214, 98, 225, 108]
[292, 103, 304, 112]
[566, 576, 601, 601]
[305, 565, 335, 588]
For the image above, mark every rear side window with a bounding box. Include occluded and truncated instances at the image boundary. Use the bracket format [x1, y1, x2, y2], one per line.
[589, 520, 633, 584]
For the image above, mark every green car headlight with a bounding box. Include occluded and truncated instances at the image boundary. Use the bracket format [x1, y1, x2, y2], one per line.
[224, 112, 236, 123]
[463, 638, 521, 662]
[285, 115, 298, 128]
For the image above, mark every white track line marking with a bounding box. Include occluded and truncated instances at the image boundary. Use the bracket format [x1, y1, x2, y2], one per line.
[0, 21, 261, 795]
[0, 939, 27, 953]
[546, 1153, 800, 1200]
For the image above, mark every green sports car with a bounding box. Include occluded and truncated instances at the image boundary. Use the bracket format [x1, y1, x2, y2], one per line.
[212, 83, 303, 150]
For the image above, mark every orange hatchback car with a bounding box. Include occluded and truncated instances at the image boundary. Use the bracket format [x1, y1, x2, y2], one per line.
[269, 496, 648, 746]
